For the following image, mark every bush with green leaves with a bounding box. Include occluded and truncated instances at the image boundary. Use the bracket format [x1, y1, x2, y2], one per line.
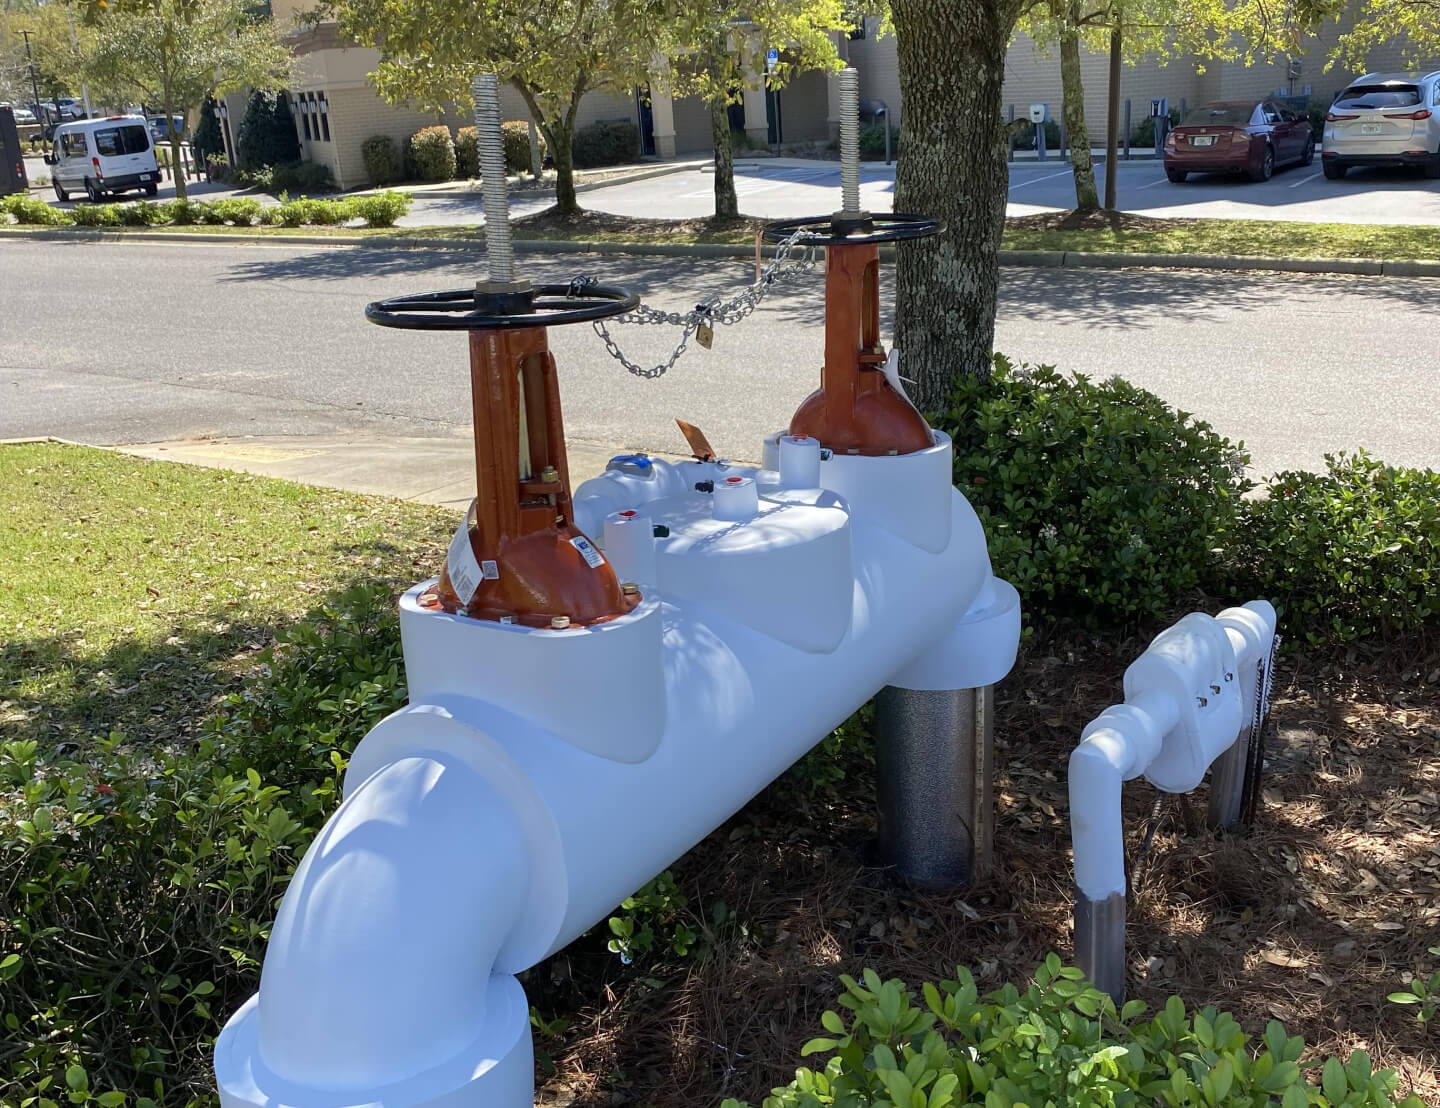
[348, 191, 410, 227]
[859, 122, 890, 159]
[502, 120, 543, 173]
[454, 126, 479, 177]
[116, 200, 163, 226]
[207, 196, 263, 226]
[406, 125, 457, 182]
[724, 958, 1425, 1108]
[1389, 946, 1440, 1024]
[193, 98, 225, 163]
[572, 118, 638, 168]
[267, 196, 349, 227]
[270, 159, 334, 194]
[1131, 107, 1182, 147]
[2, 193, 71, 226]
[235, 89, 301, 171]
[362, 133, 402, 185]
[164, 198, 201, 225]
[71, 203, 122, 227]
[0, 586, 407, 1101]
[606, 869, 697, 963]
[940, 356, 1250, 627]
[1224, 451, 1440, 645]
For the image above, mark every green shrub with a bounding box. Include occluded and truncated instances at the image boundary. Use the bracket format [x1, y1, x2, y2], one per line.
[270, 197, 349, 226]
[605, 870, 696, 963]
[2, 193, 71, 226]
[270, 159, 334, 194]
[726, 958, 1425, 1108]
[361, 133, 401, 185]
[1389, 945, 1440, 1024]
[406, 125, 456, 182]
[236, 164, 274, 190]
[194, 200, 227, 225]
[454, 125, 479, 177]
[71, 203, 122, 227]
[116, 199, 163, 226]
[858, 122, 890, 159]
[501, 119, 543, 173]
[236, 89, 300, 171]
[348, 190, 410, 227]
[193, 97, 225, 163]
[207, 196, 263, 226]
[572, 118, 638, 168]
[1014, 119, 1061, 151]
[165, 198, 202, 225]
[0, 586, 407, 1100]
[206, 152, 232, 182]
[1224, 451, 1440, 644]
[1131, 107, 1182, 147]
[940, 355, 1250, 627]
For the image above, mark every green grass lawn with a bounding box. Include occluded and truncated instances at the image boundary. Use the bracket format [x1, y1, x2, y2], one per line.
[0, 443, 451, 751]
[9, 212, 1440, 260]
[1003, 217, 1440, 260]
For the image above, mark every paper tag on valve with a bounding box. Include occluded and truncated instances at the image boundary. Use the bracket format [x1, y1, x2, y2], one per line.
[445, 500, 485, 605]
[882, 348, 915, 405]
[570, 535, 606, 568]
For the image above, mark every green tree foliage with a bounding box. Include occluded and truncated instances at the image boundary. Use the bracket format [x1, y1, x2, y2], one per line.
[236, 87, 300, 171]
[656, 1, 848, 218]
[325, 0, 662, 214]
[192, 95, 224, 160]
[76, 0, 292, 197]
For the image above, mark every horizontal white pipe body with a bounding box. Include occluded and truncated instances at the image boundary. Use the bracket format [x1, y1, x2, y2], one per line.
[1069, 600, 1277, 902]
[216, 432, 1022, 1108]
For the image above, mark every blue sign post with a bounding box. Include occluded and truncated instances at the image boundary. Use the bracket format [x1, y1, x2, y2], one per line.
[766, 47, 779, 71]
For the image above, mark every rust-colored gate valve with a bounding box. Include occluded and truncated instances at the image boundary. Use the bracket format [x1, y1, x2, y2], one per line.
[762, 211, 940, 457]
[366, 281, 643, 627]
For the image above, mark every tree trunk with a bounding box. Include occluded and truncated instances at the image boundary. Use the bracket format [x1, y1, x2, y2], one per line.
[892, 0, 1019, 406]
[1058, 1, 1098, 210]
[710, 91, 738, 219]
[550, 118, 577, 214]
[1104, 8, 1122, 210]
[161, 43, 185, 201]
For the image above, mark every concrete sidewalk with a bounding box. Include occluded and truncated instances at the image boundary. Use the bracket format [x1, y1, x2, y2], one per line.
[117, 433, 696, 510]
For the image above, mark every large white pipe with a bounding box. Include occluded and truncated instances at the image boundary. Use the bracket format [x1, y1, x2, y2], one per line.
[216, 437, 1022, 1108]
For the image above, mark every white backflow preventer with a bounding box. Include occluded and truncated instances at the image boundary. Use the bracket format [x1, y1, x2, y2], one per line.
[1070, 601, 1278, 1000]
[214, 435, 1022, 1108]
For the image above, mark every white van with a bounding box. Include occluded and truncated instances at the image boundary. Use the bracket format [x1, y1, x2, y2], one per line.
[46, 115, 160, 202]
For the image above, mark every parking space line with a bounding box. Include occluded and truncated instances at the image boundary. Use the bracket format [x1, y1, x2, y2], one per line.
[1289, 171, 1322, 189]
[1135, 175, 1173, 190]
[1008, 169, 1074, 190]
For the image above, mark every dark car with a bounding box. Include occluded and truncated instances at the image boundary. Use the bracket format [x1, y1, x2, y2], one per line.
[1163, 100, 1315, 182]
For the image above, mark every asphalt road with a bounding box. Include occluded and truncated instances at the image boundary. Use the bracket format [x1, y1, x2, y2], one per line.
[1, 238, 1435, 476]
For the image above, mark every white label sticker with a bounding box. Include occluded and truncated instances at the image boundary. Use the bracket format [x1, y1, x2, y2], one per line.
[570, 535, 605, 569]
[481, 559, 500, 580]
[446, 513, 484, 606]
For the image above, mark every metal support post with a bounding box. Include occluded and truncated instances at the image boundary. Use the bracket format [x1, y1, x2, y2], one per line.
[1074, 891, 1126, 1004]
[875, 685, 994, 889]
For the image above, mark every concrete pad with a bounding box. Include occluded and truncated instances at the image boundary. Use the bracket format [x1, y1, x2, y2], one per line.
[118, 434, 694, 510]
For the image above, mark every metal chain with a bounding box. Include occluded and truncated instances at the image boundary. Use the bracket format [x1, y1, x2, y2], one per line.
[581, 225, 822, 379]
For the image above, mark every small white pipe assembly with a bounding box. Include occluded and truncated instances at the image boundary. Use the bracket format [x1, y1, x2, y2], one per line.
[1069, 601, 1278, 1001]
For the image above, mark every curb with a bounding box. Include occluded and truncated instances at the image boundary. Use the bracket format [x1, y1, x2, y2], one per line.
[0, 225, 1432, 278]
[371, 162, 690, 199]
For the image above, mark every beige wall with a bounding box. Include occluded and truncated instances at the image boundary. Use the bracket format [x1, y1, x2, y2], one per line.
[776, 68, 831, 142]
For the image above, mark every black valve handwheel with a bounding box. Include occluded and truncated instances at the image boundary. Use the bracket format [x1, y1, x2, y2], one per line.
[762, 211, 941, 246]
[365, 282, 640, 331]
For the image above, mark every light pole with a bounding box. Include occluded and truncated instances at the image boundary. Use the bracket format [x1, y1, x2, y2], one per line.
[18, 29, 48, 152]
[65, 8, 91, 118]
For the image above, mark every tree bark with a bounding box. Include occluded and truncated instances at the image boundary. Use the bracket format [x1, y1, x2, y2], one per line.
[550, 118, 578, 213]
[710, 90, 738, 219]
[892, 0, 1019, 406]
[1058, 0, 1098, 209]
[1104, 7, 1122, 210]
[161, 37, 185, 201]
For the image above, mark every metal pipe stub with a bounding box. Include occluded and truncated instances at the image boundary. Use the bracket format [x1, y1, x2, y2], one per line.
[1074, 890, 1126, 1004]
[365, 283, 639, 331]
[874, 685, 994, 890]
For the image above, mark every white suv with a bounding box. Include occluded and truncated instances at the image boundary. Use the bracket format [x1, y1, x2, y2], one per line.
[1322, 71, 1440, 179]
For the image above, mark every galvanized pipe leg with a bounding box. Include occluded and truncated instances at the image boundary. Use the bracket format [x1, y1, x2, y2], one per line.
[874, 685, 993, 889]
[1206, 724, 1252, 829]
[1074, 890, 1126, 1004]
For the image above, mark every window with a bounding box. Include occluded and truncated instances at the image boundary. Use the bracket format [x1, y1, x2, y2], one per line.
[1182, 105, 1253, 126]
[299, 94, 312, 141]
[94, 125, 150, 156]
[61, 130, 87, 157]
[1262, 103, 1282, 124]
[318, 92, 330, 141]
[1334, 84, 1421, 109]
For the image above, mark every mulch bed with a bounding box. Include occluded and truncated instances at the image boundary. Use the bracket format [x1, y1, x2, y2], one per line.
[513, 208, 770, 239]
[527, 616, 1440, 1107]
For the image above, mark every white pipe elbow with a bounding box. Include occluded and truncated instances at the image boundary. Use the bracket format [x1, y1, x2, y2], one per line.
[1068, 735, 1127, 899]
[253, 750, 529, 1091]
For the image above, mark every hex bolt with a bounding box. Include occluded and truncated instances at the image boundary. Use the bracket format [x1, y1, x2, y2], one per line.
[550, 615, 571, 629]
[470, 73, 513, 284]
[1196, 695, 1208, 708]
[1211, 684, 1222, 694]
[1224, 672, 1235, 682]
[838, 67, 860, 215]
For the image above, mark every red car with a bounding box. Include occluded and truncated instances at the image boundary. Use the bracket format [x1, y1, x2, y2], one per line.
[1163, 100, 1316, 182]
